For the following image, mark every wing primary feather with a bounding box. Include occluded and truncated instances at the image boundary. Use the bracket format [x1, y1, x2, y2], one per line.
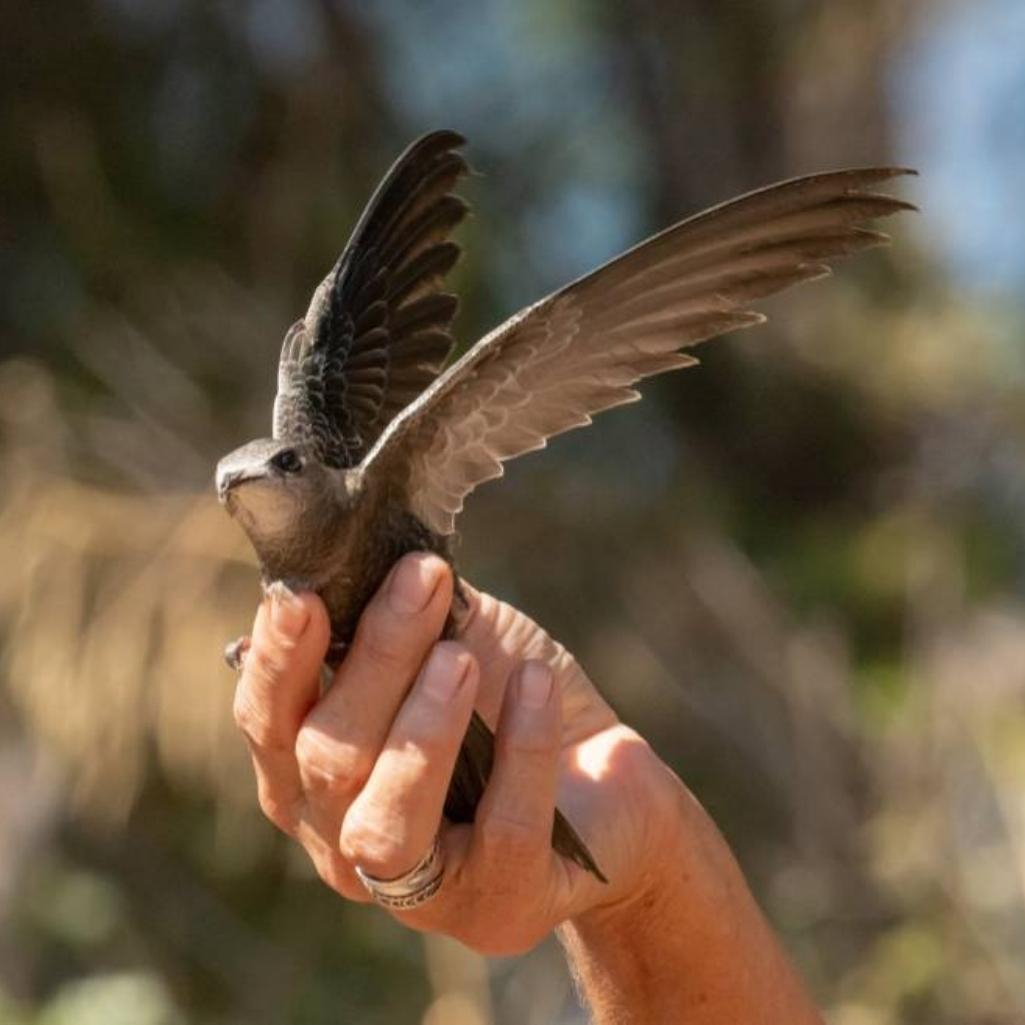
[386, 242, 462, 305]
[360, 162, 915, 535]
[391, 294, 460, 335]
[379, 190, 470, 269]
[273, 131, 469, 463]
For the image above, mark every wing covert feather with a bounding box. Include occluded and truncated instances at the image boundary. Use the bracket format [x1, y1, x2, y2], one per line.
[363, 166, 916, 534]
[274, 131, 470, 466]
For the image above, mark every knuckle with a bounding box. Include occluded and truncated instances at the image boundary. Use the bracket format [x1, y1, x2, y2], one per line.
[476, 810, 538, 861]
[231, 688, 253, 732]
[233, 689, 288, 751]
[395, 716, 449, 763]
[411, 733, 448, 769]
[256, 783, 298, 834]
[430, 639, 474, 677]
[338, 809, 403, 871]
[495, 729, 553, 761]
[308, 845, 354, 897]
[295, 725, 370, 797]
[246, 640, 291, 686]
[332, 871, 371, 904]
[355, 615, 407, 673]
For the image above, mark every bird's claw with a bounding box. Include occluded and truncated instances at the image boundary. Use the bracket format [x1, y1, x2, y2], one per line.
[224, 635, 251, 672]
[325, 640, 348, 668]
[442, 573, 470, 640]
[262, 578, 312, 601]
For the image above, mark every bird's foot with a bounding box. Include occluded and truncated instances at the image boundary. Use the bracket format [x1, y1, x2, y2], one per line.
[224, 635, 251, 672]
[325, 639, 348, 668]
[262, 578, 314, 602]
[443, 572, 470, 640]
[453, 574, 469, 612]
[318, 642, 349, 694]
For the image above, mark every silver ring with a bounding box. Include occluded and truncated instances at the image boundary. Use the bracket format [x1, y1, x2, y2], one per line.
[354, 835, 445, 910]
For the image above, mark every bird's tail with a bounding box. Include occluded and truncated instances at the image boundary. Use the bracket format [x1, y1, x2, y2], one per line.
[442, 575, 606, 882]
[446, 710, 608, 883]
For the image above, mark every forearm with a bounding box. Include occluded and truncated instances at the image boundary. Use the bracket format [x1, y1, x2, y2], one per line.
[559, 785, 823, 1025]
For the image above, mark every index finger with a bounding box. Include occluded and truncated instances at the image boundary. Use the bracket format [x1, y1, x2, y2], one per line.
[233, 583, 330, 830]
[294, 554, 452, 821]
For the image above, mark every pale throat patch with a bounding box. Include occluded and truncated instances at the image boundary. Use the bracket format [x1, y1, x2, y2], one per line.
[230, 480, 299, 543]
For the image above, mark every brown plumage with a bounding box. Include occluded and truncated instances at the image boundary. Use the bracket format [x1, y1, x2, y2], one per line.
[216, 130, 916, 883]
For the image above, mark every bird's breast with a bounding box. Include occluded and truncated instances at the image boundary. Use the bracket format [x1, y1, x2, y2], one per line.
[317, 501, 452, 647]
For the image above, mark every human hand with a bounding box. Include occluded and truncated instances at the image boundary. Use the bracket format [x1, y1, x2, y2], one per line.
[231, 552, 824, 1022]
[230, 551, 686, 954]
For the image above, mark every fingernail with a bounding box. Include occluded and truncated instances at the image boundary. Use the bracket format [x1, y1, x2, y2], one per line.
[267, 581, 309, 638]
[388, 554, 443, 616]
[518, 662, 552, 710]
[421, 646, 471, 703]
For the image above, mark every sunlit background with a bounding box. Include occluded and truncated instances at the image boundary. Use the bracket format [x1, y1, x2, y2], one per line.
[2, 1, 1024, 1022]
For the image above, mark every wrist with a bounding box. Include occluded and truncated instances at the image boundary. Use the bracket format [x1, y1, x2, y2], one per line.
[559, 779, 723, 1021]
[560, 772, 823, 1025]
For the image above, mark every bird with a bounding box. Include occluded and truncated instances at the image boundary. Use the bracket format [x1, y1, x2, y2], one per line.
[216, 129, 915, 883]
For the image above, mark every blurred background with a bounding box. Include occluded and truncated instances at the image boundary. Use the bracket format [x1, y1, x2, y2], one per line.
[2, 0, 1024, 1022]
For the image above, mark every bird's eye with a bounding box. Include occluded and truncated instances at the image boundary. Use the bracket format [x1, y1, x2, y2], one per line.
[272, 449, 303, 474]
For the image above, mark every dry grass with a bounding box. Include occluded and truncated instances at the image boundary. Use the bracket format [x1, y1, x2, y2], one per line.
[0, 359, 258, 818]
[2, 317, 1024, 1022]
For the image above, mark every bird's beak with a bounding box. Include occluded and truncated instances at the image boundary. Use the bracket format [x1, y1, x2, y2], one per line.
[215, 465, 263, 504]
[215, 468, 238, 504]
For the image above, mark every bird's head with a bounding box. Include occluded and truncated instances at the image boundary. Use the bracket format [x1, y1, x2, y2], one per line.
[215, 438, 357, 556]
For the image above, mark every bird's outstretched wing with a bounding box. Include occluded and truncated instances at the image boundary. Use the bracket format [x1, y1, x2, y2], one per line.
[361, 167, 916, 534]
[273, 130, 470, 467]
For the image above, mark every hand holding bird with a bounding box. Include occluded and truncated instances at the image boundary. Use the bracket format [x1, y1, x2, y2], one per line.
[231, 549, 827, 1025]
[233, 552, 677, 948]
[217, 130, 915, 882]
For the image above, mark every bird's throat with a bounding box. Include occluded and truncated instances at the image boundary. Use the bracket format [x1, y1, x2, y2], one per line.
[229, 482, 348, 586]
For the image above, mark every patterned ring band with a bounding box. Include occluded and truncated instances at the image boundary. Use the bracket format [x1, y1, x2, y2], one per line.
[354, 835, 445, 910]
